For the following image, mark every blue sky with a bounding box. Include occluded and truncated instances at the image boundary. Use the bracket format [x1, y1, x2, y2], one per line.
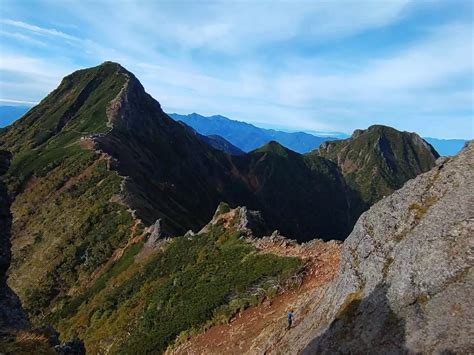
[0, 0, 473, 139]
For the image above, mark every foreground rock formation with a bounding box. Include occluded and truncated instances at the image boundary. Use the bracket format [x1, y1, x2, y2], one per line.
[291, 141, 473, 354]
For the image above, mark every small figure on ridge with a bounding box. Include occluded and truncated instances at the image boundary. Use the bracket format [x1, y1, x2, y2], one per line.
[287, 309, 294, 329]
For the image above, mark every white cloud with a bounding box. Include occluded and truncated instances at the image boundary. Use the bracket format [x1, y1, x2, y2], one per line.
[0, 30, 46, 46]
[267, 23, 473, 106]
[0, 98, 38, 105]
[80, 0, 411, 53]
[1, 19, 80, 41]
[0, 53, 77, 101]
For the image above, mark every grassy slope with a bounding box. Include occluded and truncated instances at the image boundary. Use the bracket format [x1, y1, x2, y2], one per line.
[54, 210, 301, 354]
[0, 63, 136, 323]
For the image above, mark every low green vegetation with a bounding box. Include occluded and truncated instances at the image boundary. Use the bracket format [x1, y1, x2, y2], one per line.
[56, 217, 301, 354]
[1, 61, 126, 192]
[0, 63, 135, 325]
[11, 155, 134, 320]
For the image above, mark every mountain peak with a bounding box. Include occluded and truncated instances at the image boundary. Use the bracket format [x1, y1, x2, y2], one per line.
[351, 124, 402, 139]
[252, 140, 293, 156]
[315, 125, 439, 217]
[63, 61, 130, 84]
[100, 60, 123, 68]
[0, 62, 135, 155]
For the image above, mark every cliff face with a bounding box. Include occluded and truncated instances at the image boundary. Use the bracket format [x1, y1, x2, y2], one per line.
[0, 150, 29, 330]
[300, 141, 473, 354]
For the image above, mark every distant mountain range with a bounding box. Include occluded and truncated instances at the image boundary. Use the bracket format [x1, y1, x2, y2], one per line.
[0, 105, 467, 156]
[169, 112, 335, 153]
[177, 121, 244, 155]
[169, 113, 467, 156]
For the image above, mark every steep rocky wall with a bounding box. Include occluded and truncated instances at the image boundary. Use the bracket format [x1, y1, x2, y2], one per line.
[299, 141, 473, 354]
[0, 150, 29, 329]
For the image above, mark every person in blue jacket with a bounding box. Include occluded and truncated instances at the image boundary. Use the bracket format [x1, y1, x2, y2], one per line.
[287, 310, 294, 329]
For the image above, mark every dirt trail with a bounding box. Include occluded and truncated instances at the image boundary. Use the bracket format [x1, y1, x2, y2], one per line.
[170, 238, 341, 355]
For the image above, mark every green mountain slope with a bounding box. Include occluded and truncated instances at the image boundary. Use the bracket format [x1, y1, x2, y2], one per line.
[51, 205, 301, 354]
[1, 63, 138, 323]
[311, 125, 439, 218]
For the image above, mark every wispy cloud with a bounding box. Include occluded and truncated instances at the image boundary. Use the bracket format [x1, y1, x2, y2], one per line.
[0, 30, 46, 46]
[0, 98, 38, 105]
[0, 52, 77, 102]
[1, 19, 80, 41]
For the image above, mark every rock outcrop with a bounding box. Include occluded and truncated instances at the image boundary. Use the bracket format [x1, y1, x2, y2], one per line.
[0, 150, 29, 330]
[199, 203, 268, 237]
[299, 141, 473, 353]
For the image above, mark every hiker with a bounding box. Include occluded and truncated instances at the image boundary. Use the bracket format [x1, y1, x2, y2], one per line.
[287, 310, 294, 329]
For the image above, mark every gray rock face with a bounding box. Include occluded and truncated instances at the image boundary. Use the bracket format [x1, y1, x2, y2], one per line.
[142, 218, 167, 253]
[199, 203, 268, 237]
[149, 218, 163, 240]
[303, 141, 474, 354]
[0, 150, 29, 329]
